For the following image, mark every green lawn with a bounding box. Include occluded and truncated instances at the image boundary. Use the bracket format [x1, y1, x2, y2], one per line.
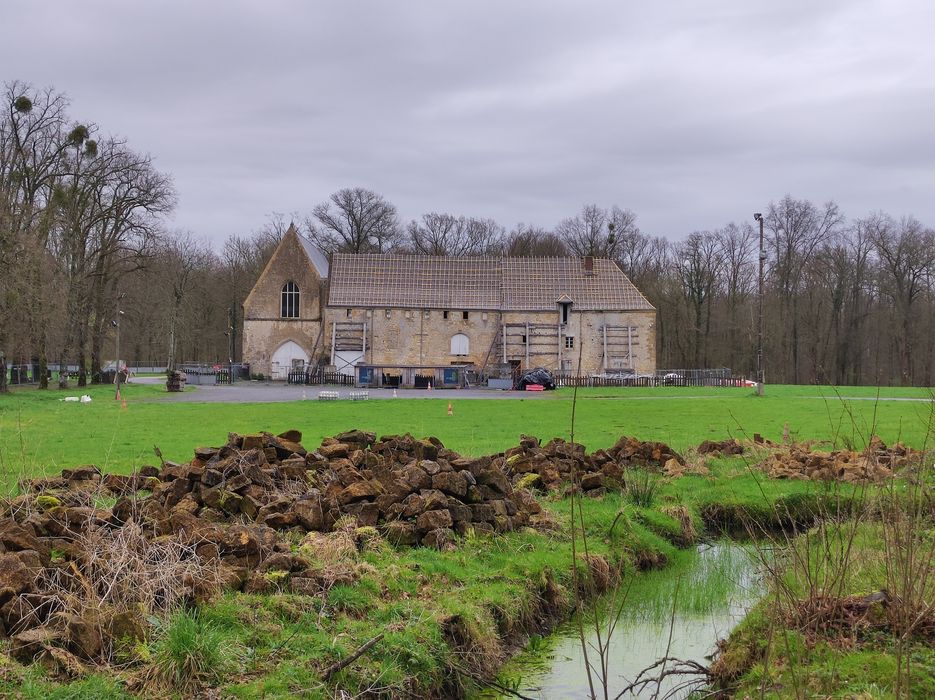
[2, 382, 934, 487]
[1, 381, 930, 698]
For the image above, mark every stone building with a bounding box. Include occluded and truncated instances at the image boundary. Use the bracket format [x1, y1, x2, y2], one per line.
[242, 225, 656, 383]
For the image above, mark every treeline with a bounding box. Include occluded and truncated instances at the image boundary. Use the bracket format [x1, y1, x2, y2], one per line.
[3, 81, 934, 389]
[0, 81, 279, 389]
[298, 187, 935, 387]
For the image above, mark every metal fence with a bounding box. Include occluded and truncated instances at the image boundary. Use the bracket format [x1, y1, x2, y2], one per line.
[5, 362, 249, 386]
[554, 368, 748, 388]
[179, 363, 248, 385]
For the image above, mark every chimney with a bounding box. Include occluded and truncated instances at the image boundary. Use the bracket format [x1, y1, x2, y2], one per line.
[583, 256, 594, 274]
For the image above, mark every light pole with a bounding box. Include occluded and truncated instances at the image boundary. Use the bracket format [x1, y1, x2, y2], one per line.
[113, 294, 125, 400]
[228, 303, 236, 384]
[753, 213, 765, 396]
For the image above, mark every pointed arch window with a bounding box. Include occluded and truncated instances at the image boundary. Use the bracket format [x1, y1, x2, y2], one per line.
[281, 281, 299, 318]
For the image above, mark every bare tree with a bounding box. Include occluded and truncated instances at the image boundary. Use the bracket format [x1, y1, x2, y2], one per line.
[158, 233, 216, 370]
[81, 141, 175, 381]
[866, 213, 935, 384]
[765, 195, 843, 383]
[406, 212, 504, 256]
[306, 187, 402, 254]
[713, 222, 756, 370]
[221, 219, 283, 362]
[674, 232, 720, 367]
[503, 224, 568, 257]
[556, 204, 639, 259]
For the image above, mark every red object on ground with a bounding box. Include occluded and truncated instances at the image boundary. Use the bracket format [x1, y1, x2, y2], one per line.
[525, 384, 544, 391]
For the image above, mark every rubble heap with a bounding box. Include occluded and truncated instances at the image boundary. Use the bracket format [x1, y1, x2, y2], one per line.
[761, 436, 917, 482]
[696, 438, 745, 457]
[498, 434, 685, 494]
[18, 429, 543, 553]
[0, 429, 549, 664]
[606, 435, 686, 469]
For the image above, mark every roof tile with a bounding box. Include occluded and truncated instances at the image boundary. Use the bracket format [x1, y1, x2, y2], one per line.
[327, 254, 654, 311]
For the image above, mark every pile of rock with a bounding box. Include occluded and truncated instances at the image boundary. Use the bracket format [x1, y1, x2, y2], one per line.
[0, 429, 551, 664]
[18, 429, 543, 556]
[606, 435, 685, 470]
[760, 437, 917, 482]
[312, 430, 542, 548]
[497, 434, 685, 495]
[696, 438, 744, 457]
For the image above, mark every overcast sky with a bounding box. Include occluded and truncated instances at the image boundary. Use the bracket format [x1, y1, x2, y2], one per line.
[2, 1, 933, 245]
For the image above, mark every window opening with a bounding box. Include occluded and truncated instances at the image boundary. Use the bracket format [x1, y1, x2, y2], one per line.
[450, 333, 469, 355]
[281, 281, 299, 318]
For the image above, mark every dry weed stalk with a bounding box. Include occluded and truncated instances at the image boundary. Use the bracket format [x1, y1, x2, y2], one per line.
[732, 388, 935, 698]
[23, 518, 222, 663]
[878, 397, 935, 696]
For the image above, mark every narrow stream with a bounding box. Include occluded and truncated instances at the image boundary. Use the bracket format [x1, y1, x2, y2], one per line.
[492, 543, 761, 699]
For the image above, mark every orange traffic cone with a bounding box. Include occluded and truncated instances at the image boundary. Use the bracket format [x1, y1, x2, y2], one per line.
[447, 402, 453, 416]
[115, 387, 121, 402]
[121, 398, 128, 411]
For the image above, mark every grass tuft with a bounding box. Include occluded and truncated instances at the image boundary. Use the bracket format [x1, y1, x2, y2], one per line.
[624, 468, 660, 507]
[149, 608, 238, 692]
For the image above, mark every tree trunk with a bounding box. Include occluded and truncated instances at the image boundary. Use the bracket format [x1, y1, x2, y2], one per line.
[167, 315, 177, 372]
[37, 342, 48, 390]
[77, 343, 87, 387]
[901, 310, 913, 385]
[91, 331, 103, 384]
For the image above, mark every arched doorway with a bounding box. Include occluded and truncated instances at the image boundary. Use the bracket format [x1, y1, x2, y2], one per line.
[270, 340, 309, 380]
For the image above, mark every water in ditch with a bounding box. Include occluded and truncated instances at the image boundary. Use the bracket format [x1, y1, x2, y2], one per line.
[492, 542, 761, 699]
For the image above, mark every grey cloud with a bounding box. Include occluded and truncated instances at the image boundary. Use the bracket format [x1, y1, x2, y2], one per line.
[2, 0, 934, 242]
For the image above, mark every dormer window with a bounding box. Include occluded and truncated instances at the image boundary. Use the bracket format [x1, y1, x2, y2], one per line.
[558, 296, 573, 324]
[281, 281, 299, 318]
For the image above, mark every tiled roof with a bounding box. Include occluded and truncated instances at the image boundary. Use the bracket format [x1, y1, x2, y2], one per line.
[327, 254, 654, 312]
[501, 257, 653, 311]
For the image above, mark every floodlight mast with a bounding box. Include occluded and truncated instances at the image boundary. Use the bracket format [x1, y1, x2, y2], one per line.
[754, 213, 765, 396]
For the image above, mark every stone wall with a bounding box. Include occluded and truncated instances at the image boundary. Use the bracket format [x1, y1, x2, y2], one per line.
[322, 306, 656, 375]
[242, 229, 326, 377]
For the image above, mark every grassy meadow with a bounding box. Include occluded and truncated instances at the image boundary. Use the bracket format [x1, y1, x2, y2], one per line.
[0, 381, 932, 698]
[2, 381, 934, 487]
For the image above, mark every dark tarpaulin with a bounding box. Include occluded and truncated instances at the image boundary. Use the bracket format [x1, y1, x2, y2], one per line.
[513, 367, 556, 390]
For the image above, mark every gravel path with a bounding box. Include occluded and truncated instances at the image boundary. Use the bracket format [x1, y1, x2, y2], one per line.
[131, 377, 935, 404]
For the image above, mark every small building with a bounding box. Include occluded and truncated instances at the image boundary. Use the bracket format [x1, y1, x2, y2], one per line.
[242, 225, 656, 381]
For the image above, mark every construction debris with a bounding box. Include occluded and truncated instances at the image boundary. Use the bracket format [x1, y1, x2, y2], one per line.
[0, 428, 555, 663]
[499, 434, 686, 495]
[760, 436, 918, 482]
[696, 438, 744, 457]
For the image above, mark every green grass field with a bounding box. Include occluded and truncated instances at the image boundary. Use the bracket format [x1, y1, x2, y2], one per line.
[2, 382, 933, 486]
[1, 381, 931, 698]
